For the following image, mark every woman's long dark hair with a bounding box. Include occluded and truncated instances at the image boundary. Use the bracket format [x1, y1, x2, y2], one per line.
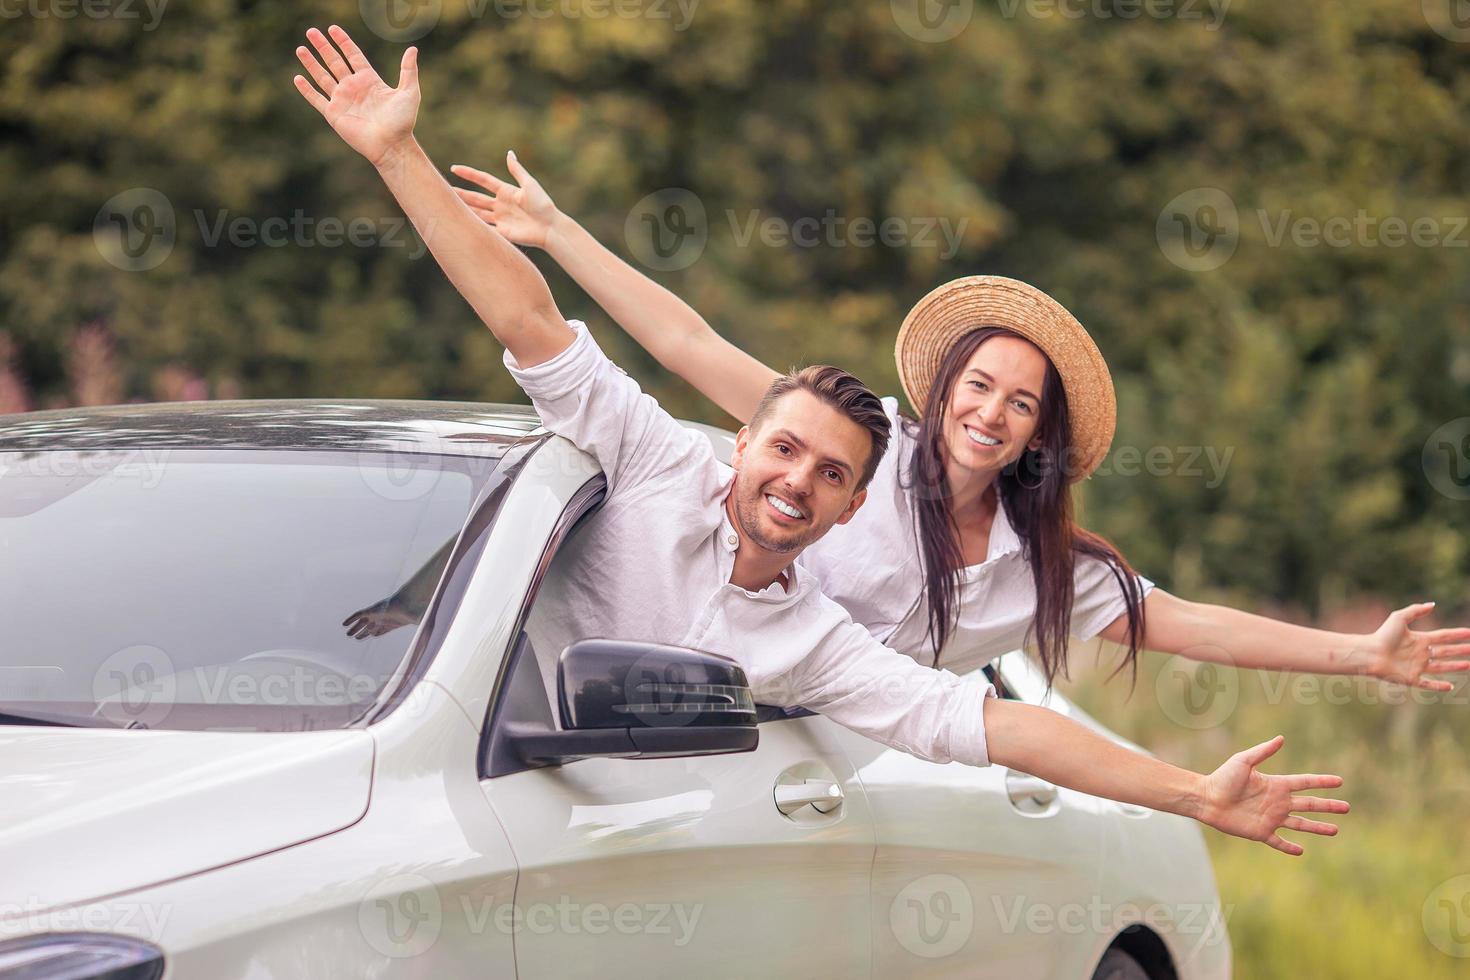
[902, 327, 1148, 691]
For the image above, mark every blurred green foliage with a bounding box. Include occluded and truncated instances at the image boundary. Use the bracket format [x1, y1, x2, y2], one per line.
[1063, 641, 1470, 977]
[2, 0, 1469, 971]
[4, 0, 1466, 616]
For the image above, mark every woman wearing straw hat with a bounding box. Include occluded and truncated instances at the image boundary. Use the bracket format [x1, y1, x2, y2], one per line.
[449, 154, 1470, 697]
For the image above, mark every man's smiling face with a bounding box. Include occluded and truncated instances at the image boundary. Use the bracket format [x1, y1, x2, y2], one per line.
[729, 389, 873, 556]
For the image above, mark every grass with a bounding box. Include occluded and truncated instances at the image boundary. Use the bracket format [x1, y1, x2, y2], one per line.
[1056, 642, 1470, 978]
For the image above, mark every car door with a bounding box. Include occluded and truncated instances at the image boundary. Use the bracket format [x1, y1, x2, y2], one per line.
[476, 480, 876, 979]
[825, 653, 1109, 979]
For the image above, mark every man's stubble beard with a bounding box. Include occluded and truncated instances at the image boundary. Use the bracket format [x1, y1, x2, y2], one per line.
[732, 475, 827, 555]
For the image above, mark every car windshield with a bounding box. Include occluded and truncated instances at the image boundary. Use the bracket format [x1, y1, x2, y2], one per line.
[0, 447, 498, 732]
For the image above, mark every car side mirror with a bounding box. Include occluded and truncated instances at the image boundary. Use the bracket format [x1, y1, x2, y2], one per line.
[509, 639, 758, 766]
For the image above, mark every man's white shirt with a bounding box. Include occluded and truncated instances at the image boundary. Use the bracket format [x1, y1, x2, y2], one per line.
[504, 320, 997, 767]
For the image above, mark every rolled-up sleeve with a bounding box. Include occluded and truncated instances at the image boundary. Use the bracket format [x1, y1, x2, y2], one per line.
[1071, 555, 1155, 641]
[782, 603, 999, 767]
[504, 319, 709, 495]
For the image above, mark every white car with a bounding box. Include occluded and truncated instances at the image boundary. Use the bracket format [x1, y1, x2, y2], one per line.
[0, 399, 1231, 980]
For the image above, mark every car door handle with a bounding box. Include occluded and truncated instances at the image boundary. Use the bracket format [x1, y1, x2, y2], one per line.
[1005, 770, 1059, 811]
[774, 778, 844, 815]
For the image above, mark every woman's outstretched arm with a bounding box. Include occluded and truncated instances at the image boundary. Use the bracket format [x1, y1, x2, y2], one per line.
[1099, 589, 1470, 690]
[450, 154, 779, 424]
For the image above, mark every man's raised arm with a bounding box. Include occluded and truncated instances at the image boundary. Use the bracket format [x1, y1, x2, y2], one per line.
[292, 25, 571, 367]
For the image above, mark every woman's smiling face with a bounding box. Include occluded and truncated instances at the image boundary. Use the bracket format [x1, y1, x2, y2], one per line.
[941, 334, 1049, 480]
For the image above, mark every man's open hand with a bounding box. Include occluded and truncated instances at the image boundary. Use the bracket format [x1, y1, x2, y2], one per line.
[293, 25, 420, 168]
[1198, 734, 1349, 856]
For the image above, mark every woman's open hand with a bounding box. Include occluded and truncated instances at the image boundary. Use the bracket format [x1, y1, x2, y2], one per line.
[293, 25, 420, 168]
[1198, 734, 1348, 856]
[1362, 601, 1470, 690]
[450, 151, 558, 249]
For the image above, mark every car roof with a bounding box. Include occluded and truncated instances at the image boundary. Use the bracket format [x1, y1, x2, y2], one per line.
[0, 399, 546, 458]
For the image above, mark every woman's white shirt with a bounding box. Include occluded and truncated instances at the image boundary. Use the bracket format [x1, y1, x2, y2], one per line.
[797, 397, 1154, 674]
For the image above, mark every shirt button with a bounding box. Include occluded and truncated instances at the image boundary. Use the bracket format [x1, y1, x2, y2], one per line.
[727, 534, 738, 546]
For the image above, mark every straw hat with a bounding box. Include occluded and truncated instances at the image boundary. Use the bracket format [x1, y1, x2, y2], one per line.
[894, 275, 1116, 482]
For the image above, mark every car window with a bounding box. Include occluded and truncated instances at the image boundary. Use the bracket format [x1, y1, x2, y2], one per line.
[513, 481, 616, 721]
[0, 448, 496, 732]
[984, 662, 1020, 700]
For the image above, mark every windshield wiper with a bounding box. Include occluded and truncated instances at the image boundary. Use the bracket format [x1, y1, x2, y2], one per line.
[0, 709, 123, 729]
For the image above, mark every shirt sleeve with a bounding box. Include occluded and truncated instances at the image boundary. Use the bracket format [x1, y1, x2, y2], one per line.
[1070, 554, 1156, 641]
[877, 395, 908, 478]
[781, 598, 999, 767]
[503, 319, 714, 497]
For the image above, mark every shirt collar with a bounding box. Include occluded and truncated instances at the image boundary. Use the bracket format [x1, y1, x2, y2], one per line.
[717, 505, 742, 554]
[987, 492, 1024, 561]
[717, 495, 801, 598]
[896, 420, 1022, 562]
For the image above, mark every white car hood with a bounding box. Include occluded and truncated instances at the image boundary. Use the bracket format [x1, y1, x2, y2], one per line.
[0, 726, 373, 917]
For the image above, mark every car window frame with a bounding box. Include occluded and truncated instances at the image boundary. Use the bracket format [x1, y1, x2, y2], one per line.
[477, 473, 608, 779]
[355, 433, 550, 727]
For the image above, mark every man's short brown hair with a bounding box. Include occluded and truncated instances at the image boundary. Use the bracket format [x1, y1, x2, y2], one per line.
[749, 365, 890, 491]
